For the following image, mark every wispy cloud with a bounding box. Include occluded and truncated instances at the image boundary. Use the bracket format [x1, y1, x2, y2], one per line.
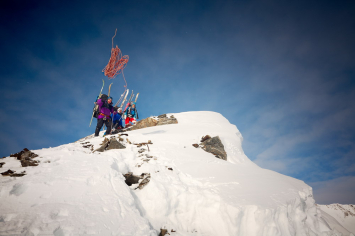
[310, 176, 355, 205]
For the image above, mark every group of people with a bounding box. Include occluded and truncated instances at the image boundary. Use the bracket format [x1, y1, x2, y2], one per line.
[94, 94, 139, 137]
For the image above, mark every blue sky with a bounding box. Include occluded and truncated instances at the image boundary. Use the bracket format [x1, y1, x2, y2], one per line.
[0, 0, 354, 204]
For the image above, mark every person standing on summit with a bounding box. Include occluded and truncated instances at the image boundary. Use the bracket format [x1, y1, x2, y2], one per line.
[125, 102, 139, 126]
[95, 95, 115, 136]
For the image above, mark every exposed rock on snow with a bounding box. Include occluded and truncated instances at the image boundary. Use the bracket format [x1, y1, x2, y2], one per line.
[1, 169, 26, 177]
[159, 228, 168, 236]
[11, 148, 38, 160]
[123, 172, 142, 186]
[130, 114, 178, 131]
[200, 135, 227, 160]
[1, 169, 14, 176]
[94, 138, 109, 152]
[9, 148, 40, 167]
[156, 114, 178, 126]
[201, 135, 212, 142]
[20, 159, 39, 167]
[192, 143, 199, 148]
[136, 173, 151, 190]
[131, 117, 158, 131]
[107, 138, 126, 150]
[123, 172, 151, 190]
[94, 137, 126, 152]
[0, 162, 5, 168]
[81, 141, 94, 150]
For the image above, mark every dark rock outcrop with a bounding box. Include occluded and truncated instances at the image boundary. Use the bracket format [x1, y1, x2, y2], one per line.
[0, 162, 5, 168]
[94, 137, 126, 152]
[123, 172, 151, 190]
[10, 148, 39, 167]
[21, 159, 39, 167]
[10, 148, 38, 160]
[1, 169, 14, 176]
[201, 135, 211, 143]
[123, 172, 142, 186]
[159, 229, 168, 236]
[200, 135, 227, 160]
[1, 169, 26, 177]
[107, 139, 126, 150]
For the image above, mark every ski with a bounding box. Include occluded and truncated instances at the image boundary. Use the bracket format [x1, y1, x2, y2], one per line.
[108, 83, 113, 97]
[114, 89, 126, 107]
[124, 90, 134, 111]
[135, 93, 139, 102]
[89, 79, 105, 127]
[128, 90, 134, 103]
[120, 89, 130, 109]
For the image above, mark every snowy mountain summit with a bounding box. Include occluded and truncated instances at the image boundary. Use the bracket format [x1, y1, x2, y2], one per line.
[1, 111, 354, 236]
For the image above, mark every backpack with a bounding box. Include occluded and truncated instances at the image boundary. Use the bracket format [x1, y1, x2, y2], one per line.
[100, 94, 108, 101]
[92, 94, 108, 118]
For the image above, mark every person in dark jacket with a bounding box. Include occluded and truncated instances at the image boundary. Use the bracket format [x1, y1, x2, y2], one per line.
[125, 102, 139, 126]
[95, 95, 115, 136]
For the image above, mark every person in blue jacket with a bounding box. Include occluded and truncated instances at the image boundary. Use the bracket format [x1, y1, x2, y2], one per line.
[125, 102, 139, 126]
[112, 107, 124, 130]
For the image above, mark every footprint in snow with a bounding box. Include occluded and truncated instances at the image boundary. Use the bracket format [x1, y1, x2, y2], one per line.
[9, 183, 27, 196]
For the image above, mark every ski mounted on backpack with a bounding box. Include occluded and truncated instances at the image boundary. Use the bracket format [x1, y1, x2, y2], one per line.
[108, 83, 113, 97]
[128, 90, 134, 103]
[119, 89, 130, 109]
[89, 79, 105, 127]
[114, 89, 127, 107]
[123, 90, 134, 112]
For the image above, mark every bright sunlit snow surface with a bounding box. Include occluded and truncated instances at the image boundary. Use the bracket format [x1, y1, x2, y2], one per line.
[0, 111, 352, 236]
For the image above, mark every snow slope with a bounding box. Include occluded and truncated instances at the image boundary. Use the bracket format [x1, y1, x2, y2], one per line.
[0, 111, 352, 236]
[318, 204, 355, 235]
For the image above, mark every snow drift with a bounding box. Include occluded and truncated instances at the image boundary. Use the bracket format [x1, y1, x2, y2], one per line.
[0, 111, 352, 236]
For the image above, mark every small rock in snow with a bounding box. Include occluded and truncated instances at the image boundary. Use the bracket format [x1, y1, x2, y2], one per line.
[1, 169, 15, 176]
[123, 172, 141, 186]
[159, 229, 168, 236]
[200, 135, 211, 142]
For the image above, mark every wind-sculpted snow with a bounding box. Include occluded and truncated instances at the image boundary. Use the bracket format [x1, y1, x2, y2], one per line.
[0, 111, 350, 235]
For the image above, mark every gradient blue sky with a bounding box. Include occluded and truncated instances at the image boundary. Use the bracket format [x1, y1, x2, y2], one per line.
[0, 0, 354, 204]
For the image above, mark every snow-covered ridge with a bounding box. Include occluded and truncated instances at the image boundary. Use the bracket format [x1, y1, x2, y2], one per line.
[0, 111, 352, 235]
